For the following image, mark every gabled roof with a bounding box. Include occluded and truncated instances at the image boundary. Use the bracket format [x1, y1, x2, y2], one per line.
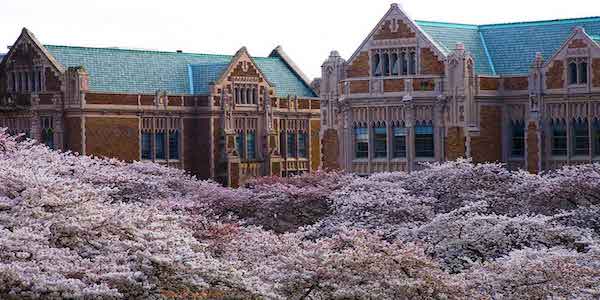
[415, 21, 495, 75]
[44, 44, 317, 97]
[416, 16, 600, 76]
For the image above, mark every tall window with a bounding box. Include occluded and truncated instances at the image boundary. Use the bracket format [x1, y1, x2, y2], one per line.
[236, 132, 245, 158]
[41, 116, 54, 150]
[168, 129, 180, 160]
[573, 119, 589, 156]
[594, 120, 600, 156]
[372, 54, 381, 77]
[400, 53, 408, 75]
[155, 131, 166, 160]
[409, 52, 416, 75]
[568, 59, 588, 85]
[141, 117, 181, 161]
[298, 132, 308, 158]
[373, 125, 387, 158]
[247, 132, 256, 160]
[355, 126, 368, 159]
[510, 121, 525, 158]
[141, 132, 152, 160]
[415, 123, 434, 158]
[551, 120, 567, 156]
[287, 132, 296, 158]
[392, 126, 407, 158]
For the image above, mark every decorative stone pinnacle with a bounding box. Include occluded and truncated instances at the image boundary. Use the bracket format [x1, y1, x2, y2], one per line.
[391, 3, 399, 9]
[455, 42, 465, 51]
[330, 50, 340, 58]
[574, 26, 585, 34]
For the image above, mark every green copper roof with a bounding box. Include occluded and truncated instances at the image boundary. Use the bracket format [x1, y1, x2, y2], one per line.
[44, 45, 316, 98]
[416, 20, 495, 75]
[416, 17, 600, 76]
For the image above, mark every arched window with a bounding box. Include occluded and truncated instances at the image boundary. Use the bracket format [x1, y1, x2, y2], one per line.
[382, 53, 390, 76]
[409, 52, 417, 75]
[390, 53, 399, 76]
[372, 53, 381, 77]
[551, 120, 567, 156]
[400, 52, 408, 75]
[572, 118, 589, 156]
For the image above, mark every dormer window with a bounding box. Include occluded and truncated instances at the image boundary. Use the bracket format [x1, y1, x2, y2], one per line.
[568, 58, 588, 85]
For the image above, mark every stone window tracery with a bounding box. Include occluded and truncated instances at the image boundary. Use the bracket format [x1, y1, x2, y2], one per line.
[141, 117, 181, 161]
[233, 84, 258, 104]
[371, 48, 416, 77]
[568, 58, 588, 85]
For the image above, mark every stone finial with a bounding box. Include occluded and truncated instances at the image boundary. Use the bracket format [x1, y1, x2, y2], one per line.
[391, 3, 399, 9]
[329, 50, 340, 58]
[455, 42, 465, 51]
[574, 26, 586, 34]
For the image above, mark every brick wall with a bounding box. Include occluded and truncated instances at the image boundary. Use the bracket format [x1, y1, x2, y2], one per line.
[64, 117, 82, 153]
[384, 79, 404, 92]
[322, 128, 339, 170]
[593, 59, 600, 88]
[85, 117, 139, 161]
[479, 77, 500, 91]
[373, 20, 415, 40]
[568, 39, 587, 49]
[412, 79, 435, 91]
[350, 80, 369, 94]
[310, 119, 321, 171]
[471, 106, 502, 163]
[527, 121, 540, 174]
[45, 67, 61, 92]
[86, 93, 138, 105]
[503, 77, 528, 91]
[445, 126, 465, 160]
[346, 52, 369, 78]
[183, 118, 211, 179]
[546, 61, 565, 89]
[420, 48, 444, 75]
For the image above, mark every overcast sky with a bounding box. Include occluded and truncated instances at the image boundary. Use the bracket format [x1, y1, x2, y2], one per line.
[1, 0, 598, 80]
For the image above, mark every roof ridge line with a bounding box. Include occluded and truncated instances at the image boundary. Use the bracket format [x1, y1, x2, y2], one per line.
[480, 16, 600, 28]
[43, 44, 278, 59]
[415, 20, 479, 29]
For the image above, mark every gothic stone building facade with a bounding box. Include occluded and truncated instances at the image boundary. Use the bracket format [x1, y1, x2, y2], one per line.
[0, 29, 320, 187]
[319, 4, 600, 174]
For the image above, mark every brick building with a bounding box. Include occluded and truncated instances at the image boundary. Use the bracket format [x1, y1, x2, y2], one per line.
[0, 29, 320, 187]
[319, 4, 600, 174]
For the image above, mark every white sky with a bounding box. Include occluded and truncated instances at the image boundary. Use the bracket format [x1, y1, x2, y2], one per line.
[1, 0, 598, 80]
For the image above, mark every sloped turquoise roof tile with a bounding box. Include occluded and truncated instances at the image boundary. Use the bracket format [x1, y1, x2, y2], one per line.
[480, 17, 600, 75]
[416, 17, 600, 76]
[44, 45, 316, 97]
[254, 57, 317, 98]
[416, 21, 495, 75]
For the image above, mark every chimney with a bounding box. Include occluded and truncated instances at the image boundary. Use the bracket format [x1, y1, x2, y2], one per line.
[176, 50, 182, 53]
